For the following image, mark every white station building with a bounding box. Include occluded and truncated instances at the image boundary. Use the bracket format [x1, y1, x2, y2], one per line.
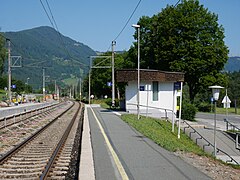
[116, 69, 184, 119]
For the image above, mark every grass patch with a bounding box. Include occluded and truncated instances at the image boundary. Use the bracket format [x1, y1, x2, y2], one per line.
[121, 114, 205, 155]
[91, 99, 109, 109]
[0, 89, 7, 101]
[216, 107, 240, 115]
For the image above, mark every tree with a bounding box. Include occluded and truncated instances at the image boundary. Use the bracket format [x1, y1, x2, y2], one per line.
[226, 71, 240, 105]
[130, 0, 228, 102]
[0, 34, 6, 75]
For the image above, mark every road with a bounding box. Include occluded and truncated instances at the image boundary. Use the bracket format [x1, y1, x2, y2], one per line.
[195, 112, 240, 130]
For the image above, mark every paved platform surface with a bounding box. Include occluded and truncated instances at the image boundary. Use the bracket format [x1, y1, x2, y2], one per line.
[79, 105, 211, 180]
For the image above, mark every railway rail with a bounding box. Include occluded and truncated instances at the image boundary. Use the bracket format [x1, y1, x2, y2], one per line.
[0, 101, 72, 156]
[0, 102, 62, 129]
[0, 100, 84, 179]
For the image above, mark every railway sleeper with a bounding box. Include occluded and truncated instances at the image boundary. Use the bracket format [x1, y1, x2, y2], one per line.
[56, 159, 71, 163]
[53, 162, 69, 167]
[0, 171, 42, 179]
[10, 157, 48, 161]
[2, 163, 44, 168]
[48, 176, 66, 180]
[14, 153, 51, 157]
[0, 167, 43, 173]
[51, 166, 69, 171]
[48, 170, 68, 176]
[5, 160, 47, 165]
[57, 156, 71, 160]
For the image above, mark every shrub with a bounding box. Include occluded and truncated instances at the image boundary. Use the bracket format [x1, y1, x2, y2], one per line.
[104, 98, 119, 108]
[104, 98, 112, 107]
[182, 101, 197, 121]
[197, 102, 211, 112]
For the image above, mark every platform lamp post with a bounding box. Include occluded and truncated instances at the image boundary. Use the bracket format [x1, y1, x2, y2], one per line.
[209, 85, 224, 157]
[132, 24, 140, 120]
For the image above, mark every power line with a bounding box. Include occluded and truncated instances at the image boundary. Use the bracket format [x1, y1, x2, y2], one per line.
[39, 0, 81, 75]
[39, 0, 55, 28]
[104, 0, 143, 52]
[113, 0, 142, 42]
[45, 0, 58, 30]
[174, 0, 181, 7]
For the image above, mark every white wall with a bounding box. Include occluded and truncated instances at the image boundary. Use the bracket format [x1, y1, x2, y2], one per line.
[125, 81, 176, 118]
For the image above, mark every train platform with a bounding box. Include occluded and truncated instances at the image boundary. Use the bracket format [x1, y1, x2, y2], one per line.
[0, 100, 58, 118]
[79, 104, 211, 180]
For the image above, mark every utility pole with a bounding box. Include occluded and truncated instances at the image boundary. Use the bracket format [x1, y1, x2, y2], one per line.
[112, 41, 116, 107]
[6, 38, 21, 104]
[89, 57, 92, 104]
[42, 68, 45, 101]
[7, 39, 11, 104]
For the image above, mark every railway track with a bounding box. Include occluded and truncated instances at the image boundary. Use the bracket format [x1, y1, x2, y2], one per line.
[0, 101, 64, 129]
[0, 101, 73, 156]
[0, 101, 84, 179]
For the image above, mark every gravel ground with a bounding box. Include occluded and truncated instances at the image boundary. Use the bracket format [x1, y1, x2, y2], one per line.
[175, 151, 240, 180]
[65, 108, 84, 180]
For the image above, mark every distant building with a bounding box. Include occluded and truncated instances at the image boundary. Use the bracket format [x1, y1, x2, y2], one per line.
[116, 69, 184, 118]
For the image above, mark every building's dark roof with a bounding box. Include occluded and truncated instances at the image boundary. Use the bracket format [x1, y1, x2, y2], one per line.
[116, 69, 184, 82]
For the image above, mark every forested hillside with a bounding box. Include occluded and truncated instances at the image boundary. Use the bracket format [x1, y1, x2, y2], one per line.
[225, 56, 240, 72]
[3, 26, 96, 89]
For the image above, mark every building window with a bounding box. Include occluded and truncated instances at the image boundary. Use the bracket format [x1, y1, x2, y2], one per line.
[152, 81, 158, 101]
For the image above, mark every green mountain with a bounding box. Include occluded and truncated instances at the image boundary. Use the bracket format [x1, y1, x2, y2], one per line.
[4, 26, 96, 89]
[224, 56, 240, 72]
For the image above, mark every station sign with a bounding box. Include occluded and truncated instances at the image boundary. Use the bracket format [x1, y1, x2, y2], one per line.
[107, 82, 112, 87]
[140, 85, 145, 91]
[174, 82, 181, 90]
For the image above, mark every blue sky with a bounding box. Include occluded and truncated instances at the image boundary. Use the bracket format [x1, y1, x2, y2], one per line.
[0, 0, 239, 56]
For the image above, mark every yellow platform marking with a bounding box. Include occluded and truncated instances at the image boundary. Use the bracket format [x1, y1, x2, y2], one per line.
[89, 106, 129, 180]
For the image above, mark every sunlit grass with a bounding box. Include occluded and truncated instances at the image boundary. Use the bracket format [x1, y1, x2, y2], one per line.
[216, 107, 240, 115]
[121, 114, 205, 155]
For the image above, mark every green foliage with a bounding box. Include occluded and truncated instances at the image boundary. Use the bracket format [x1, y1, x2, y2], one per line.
[227, 71, 240, 100]
[104, 98, 120, 107]
[121, 114, 204, 154]
[86, 51, 131, 99]
[0, 34, 6, 75]
[197, 102, 211, 112]
[0, 89, 7, 101]
[129, 0, 228, 102]
[0, 76, 7, 89]
[182, 100, 197, 121]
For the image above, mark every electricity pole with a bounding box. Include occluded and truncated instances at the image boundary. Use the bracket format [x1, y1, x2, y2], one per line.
[112, 41, 116, 107]
[7, 39, 11, 104]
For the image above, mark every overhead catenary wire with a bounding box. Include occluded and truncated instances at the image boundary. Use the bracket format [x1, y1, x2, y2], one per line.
[107, 0, 181, 52]
[39, 0, 55, 28]
[113, 0, 142, 42]
[174, 0, 181, 7]
[39, 0, 85, 78]
[104, 0, 143, 52]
